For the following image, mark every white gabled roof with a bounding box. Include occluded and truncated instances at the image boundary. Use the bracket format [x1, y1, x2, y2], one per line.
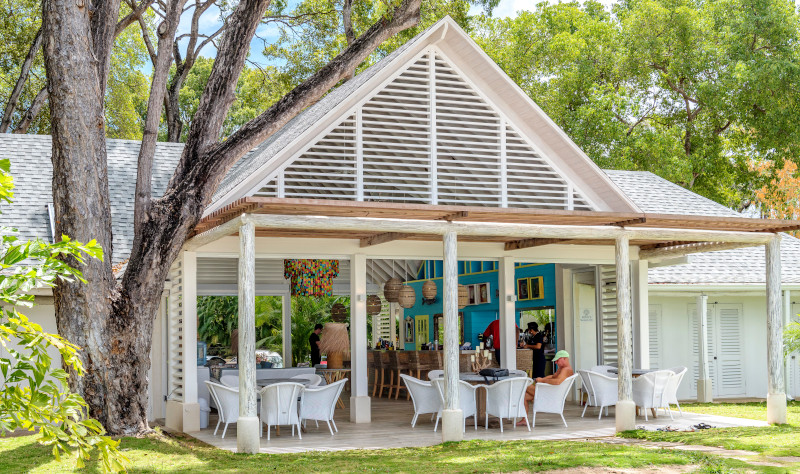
[207, 16, 640, 216]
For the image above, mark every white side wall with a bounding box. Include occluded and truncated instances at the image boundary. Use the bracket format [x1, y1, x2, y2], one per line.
[0, 298, 61, 375]
[649, 292, 774, 400]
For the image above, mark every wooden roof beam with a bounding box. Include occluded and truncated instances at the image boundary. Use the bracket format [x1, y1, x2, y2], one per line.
[609, 217, 647, 227]
[505, 238, 572, 251]
[360, 232, 407, 248]
[437, 211, 469, 222]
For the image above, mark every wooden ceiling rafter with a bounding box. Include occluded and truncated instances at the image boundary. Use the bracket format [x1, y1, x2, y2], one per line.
[359, 232, 407, 248]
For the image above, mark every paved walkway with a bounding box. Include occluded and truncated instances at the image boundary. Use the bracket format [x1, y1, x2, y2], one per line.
[190, 397, 766, 454]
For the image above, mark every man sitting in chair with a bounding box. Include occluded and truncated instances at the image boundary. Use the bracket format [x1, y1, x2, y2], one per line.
[518, 350, 573, 425]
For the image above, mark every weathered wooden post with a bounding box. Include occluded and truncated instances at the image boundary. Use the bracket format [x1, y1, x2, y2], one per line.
[766, 235, 786, 424]
[615, 234, 635, 432]
[441, 230, 462, 441]
[237, 217, 259, 453]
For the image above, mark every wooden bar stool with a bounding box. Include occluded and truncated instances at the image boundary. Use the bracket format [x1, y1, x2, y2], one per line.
[395, 351, 411, 400]
[369, 351, 380, 397]
[407, 350, 421, 380]
[379, 351, 393, 398]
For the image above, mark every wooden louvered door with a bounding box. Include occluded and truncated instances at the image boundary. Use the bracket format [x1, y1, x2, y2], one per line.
[688, 303, 745, 398]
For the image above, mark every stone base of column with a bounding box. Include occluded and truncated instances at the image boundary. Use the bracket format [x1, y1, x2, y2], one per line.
[615, 400, 636, 432]
[767, 392, 787, 425]
[165, 400, 200, 433]
[236, 416, 260, 453]
[697, 378, 713, 403]
[350, 395, 372, 423]
[441, 409, 464, 442]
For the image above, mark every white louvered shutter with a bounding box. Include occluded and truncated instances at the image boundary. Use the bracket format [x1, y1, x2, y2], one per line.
[688, 303, 715, 394]
[716, 304, 746, 397]
[167, 260, 185, 402]
[598, 265, 618, 365]
[648, 305, 661, 370]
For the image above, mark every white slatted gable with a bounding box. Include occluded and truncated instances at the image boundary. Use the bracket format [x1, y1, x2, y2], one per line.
[253, 48, 596, 211]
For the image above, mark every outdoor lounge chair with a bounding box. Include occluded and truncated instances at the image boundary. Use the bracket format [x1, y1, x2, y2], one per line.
[484, 377, 533, 432]
[400, 374, 442, 427]
[220, 374, 239, 387]
[531, 373, 579, 428]
[431, 378, 480, 432]
[300, 379, 347, 435]
[662, 366, 687, 416]
[291, 373, 323, 387]
[205, 381, 239, 438]
[632, 370, 673, 421]
[427, 369, 443, 381]
[580, 369, 617, 418]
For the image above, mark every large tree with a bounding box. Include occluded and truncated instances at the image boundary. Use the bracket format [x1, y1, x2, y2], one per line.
[42, 0, 422, 435]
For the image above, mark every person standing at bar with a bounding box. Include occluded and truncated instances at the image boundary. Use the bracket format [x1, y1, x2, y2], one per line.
[523, 322, 546, 378]
[309, 323, 323, 366]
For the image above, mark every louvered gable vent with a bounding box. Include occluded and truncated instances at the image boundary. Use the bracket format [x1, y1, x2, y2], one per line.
[255, 48, 594, 210]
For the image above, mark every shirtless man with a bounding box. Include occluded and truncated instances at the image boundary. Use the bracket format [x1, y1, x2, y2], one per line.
[518, 350, 573, 424]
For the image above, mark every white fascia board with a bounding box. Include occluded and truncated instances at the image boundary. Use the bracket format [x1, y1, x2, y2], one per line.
[649, 283, 800, 294]
[436, 22, 641, 213]
[203, 21, 449, 216]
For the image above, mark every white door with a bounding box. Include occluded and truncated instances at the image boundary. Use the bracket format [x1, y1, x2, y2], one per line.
[791, 302, 800, 399]
[688, 303, 746, 398]
[649, 304, 662, 370]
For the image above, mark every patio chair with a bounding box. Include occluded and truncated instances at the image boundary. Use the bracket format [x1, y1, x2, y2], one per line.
[508, 369, 528, 378]
[300, 379, 347, 435]
[582, 370, 618, 419]
[531, 373, 579, 428]
[662, 366, 688, 416]
[632, 369, 673, 421]
[400, 374, 442, 427]
[578, 370, 596, 416]
[220, 374, 239, 387]
[205, 381, 239, 438]
[431, 379, 480, 432]
[259, 382, 304, 440]
[484, 377, 533, 432]
[427, 369, 443, 381]
[291, 373, 323, 387]
[590, 365, 616, 375]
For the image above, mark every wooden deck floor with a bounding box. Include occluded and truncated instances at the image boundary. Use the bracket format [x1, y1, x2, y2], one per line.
[190, 396, 767, 454]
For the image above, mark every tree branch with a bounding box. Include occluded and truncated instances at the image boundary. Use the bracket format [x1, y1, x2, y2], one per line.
[342, 0, 356, 80]
[13, 86, 48, 134]
[115, 0, 154, 38]
[1, 27, 43, 133]
[90, 0, 125, 97]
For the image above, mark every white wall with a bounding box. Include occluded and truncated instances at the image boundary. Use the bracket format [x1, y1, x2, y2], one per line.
[649, 292, 771, 400]
[0, 298, 61, 378]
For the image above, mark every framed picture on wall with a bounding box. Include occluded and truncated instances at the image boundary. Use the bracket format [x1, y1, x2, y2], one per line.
[478, 282, 490, 304]
[530, 276, 543, 299]
[468, 284, 476, 305]
[517, 278, 530, 300]
[404, 316, 415, 343]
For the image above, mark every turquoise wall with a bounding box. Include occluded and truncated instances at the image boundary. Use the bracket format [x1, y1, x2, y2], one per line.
[401, 262, 557, 350]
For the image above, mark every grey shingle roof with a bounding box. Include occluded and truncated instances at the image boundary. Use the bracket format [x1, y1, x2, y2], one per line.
[603, 170, 741, 217]
[0, 134, 182, 264]
[212, 19, 438, 203]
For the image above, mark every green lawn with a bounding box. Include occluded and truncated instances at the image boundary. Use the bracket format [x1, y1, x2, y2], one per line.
[0, 432, 754, 474]
[619, 401, 800, 458]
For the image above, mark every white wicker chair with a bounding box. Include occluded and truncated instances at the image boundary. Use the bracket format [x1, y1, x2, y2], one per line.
[531, 374, 579, 428]
[632, 370, 673, 421]
[300, 379, 346, 435]
[400, 374, 442, 427]
[431, 378, 480, 432]
[220, 374, 239, 387]
[508, 369, 528, 378]
[590, 365, 616, 376]
[662, 367, 687, 416]
[484, 377, 533, 432]
[582, 370, 618, 419]
[291, 373, 323, 387]
[578, 370, 596, 417]
[259, 382, 304, 440]
[205, 381, 239, 438]
[427, 370, 444, 381]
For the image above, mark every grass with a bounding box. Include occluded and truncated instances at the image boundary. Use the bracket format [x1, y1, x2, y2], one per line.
[619, 401, 800, 458]
[0, 431, 752, 474]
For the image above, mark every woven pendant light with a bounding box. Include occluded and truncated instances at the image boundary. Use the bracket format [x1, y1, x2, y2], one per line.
[367, 294, 382, 316]
[398, 284, 416, 308]
[458, 284, 469, 309]
[422, 280, 437, 300]
[384, 277, 402, 302]
[330, 302, 348, 322]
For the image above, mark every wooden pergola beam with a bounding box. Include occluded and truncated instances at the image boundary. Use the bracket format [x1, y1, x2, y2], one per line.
[504, 238, 571, 251]
[359, 232, 406, 248]
[437, 211, 469, 221]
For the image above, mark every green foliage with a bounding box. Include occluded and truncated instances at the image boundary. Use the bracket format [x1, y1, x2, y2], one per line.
[786, 321, 800, 356]
[0, 159, 125, 472]
[475, 0, 800, 209]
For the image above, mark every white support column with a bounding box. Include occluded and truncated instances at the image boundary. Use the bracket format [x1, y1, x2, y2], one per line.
[282, 291, 292, 367]
[696, 294, 713, 402]
[237, 219, 259, 453]
[766, 235, 787, 424]
[784, 289, 792, 400]
[178, 251, 200, 432]
[614, 235, 635, 432]
[499, 256, 516, 370]
[441, 231, 462, 442]
[633, 260, 650, 369]
[350, 253, 371, 422]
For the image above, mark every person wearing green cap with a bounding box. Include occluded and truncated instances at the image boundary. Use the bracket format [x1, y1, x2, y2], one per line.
[517, 350, 574, 425]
